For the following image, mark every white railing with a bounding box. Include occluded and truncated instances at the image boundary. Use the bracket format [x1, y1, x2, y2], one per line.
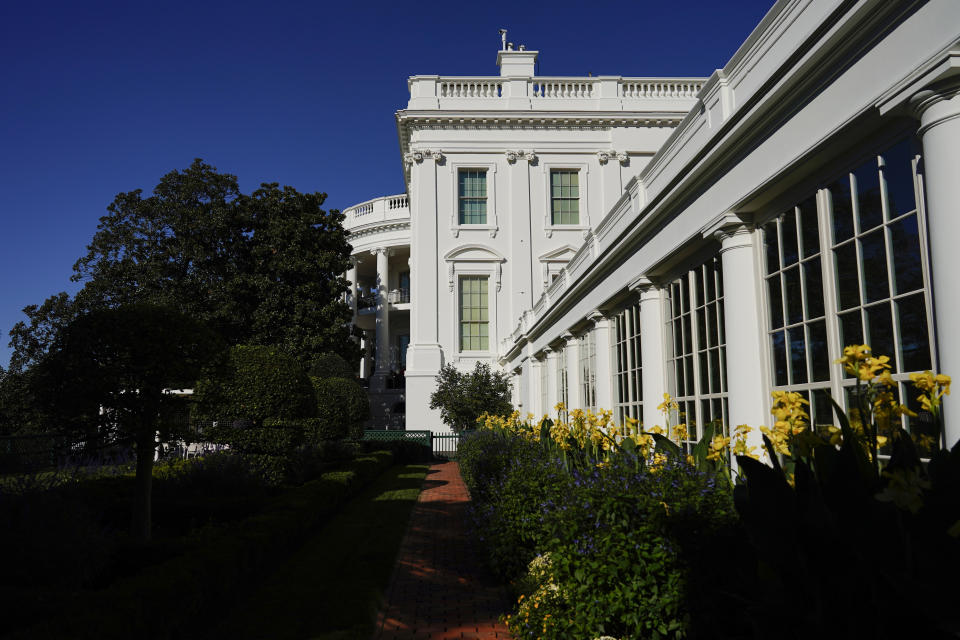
[343, 193, 410, 230]
[439, 79, 502, 98]
[409, 76, 705, 110]
[532, 80, 594, 98]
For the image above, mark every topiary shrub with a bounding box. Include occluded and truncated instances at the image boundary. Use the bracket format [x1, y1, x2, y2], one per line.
[313, 376, 370, 441]
[308, 352, 356, 380]
[194, 345, 316, 425]
[430, 362, 512, 432]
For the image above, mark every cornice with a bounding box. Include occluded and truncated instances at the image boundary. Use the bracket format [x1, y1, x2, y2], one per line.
[345, 220, 411, 240]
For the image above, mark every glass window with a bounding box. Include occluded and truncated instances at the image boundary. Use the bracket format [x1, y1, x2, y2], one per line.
[551, 169, 580, 225]
[665, 257, 728, 445]
[579, 331, 597, 413]
[458, 170, 487, 224]
[459, 275, 489, 351]
[762, 138, 935, 442]
[614, 302, 643, 426]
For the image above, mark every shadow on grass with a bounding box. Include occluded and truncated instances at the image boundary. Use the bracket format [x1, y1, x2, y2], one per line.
[207, 463, 430, 640]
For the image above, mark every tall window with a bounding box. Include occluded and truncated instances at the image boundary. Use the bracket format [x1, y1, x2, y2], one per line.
[665, 257, 728, 442]
[458, 169, 487, 224]
[763, 138, 936, 445]
[614, 301, 643, 426]
[579, 331, 597, 413]
[459, 275, 489, 351]
[539, 357, 549, 417]
[551, 169, 580, 225]
[557, 346, 568, 414]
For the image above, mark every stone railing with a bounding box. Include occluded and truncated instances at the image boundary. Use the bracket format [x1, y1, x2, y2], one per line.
[343, 194, 410, 231]
[408, 76, 705, 111]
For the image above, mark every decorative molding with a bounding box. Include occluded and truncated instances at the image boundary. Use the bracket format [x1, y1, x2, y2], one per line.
[505, 149, 538, 164]
[447, 264, 455, 291]
[403, 149, 444, 165]
[597, 150, 630, 165]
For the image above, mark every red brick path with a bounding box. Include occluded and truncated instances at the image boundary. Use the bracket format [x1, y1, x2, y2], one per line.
[372, 461, 513, 640]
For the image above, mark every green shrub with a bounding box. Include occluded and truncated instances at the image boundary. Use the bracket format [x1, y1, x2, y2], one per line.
[193, 345, 316, 425]
[313, 376, 370, 440]
[430, 362, 512, 432]
[308, 352, 356, 380]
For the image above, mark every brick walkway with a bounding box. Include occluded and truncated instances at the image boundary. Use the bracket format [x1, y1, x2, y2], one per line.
[373, 461, 513, 640]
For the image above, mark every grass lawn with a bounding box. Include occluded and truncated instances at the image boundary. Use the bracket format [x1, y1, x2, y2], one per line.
[210, 463, 430, 639]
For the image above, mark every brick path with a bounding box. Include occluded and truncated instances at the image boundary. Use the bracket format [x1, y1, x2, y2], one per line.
[373, 461, 513, 640]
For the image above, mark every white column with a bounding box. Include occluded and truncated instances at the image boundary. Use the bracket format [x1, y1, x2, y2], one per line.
[589, 310, 615, 413]
[716, 224, 767, 453]
[347, 257, 358, 321]
[563, 332, 582, 411]
[508, 152, 534, 325]
[636, 279, 668, 432]
[912, 81, 960, 447]
[405, 151, 446, 431]
[545, 347, 559, 416]
[372, 247, 392, 390]
[359, 331, 370, 380]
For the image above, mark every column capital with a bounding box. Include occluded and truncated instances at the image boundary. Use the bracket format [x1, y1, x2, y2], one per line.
[701, 211, 754, 243]
[348, 255, 359, 268]
[371, 246, 394, 257]
[586, 309, 611, 325]
[628, 276, 658, 294]
[560, 331, 576, 343]
[908, 78, 960, 135]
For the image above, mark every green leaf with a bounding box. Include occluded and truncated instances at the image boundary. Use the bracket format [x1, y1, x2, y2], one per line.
[651, 433, 682, 459]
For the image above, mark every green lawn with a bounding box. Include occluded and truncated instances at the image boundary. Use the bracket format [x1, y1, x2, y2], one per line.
[210, 463, 429, 639]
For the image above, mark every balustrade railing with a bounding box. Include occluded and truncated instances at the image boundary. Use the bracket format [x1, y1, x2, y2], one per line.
[343, 193, 410, 230]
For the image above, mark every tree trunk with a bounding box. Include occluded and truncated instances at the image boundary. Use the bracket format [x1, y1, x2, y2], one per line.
[133, 422, 155, 542]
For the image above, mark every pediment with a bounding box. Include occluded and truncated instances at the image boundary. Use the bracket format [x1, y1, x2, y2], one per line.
[443, 244, 505, 262]
[538, 245, 578, 262]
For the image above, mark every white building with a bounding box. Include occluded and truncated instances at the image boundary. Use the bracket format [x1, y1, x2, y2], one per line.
[346, 0, 960, 451]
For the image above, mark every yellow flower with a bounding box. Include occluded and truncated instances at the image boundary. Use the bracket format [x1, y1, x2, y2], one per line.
[707, 435, 731, 461]
[657, 392, 679, 413]
[671, 423, 689, 443]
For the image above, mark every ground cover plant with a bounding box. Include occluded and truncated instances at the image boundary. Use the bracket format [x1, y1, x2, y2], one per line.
[209, 463, 430, 639]
[0, 446, 383, 639]
[461, 345, 958, 640]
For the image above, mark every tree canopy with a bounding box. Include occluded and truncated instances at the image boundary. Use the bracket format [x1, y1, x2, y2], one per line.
[33, 304, 225, 540]
[429, 362, 513, 432]
[7, 159, 359, 374]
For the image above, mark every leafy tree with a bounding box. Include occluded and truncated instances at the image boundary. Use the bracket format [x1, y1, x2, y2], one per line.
[193, 344, 317, 425]
[32, 304, 225, 542]
[313, 376, 370, 440]
[7, 159, 359, 372]
[429, 362, 513, 432]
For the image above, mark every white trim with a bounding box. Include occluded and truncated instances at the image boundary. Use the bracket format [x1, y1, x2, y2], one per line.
[540, 162, 590, 237]
[449, 162, 499, 238]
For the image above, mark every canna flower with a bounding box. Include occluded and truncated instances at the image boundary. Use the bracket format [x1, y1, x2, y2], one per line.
[707, 435, 731, 461]
[657, 392, 679, 413]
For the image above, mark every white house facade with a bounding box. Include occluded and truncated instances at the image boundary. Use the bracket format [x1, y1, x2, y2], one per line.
[346, 0, 960, 451]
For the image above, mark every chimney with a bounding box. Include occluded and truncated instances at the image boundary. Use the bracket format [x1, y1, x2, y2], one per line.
[497, 44, 538, 77]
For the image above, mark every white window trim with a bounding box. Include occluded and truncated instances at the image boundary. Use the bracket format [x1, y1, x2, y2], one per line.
[449, 162, 498, 238]
[541, 162, 591, 237]
[448, 262, 501, 358]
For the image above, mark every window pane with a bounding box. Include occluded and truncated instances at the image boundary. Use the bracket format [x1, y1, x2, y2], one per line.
[798, 196, 820, 258]
[788, 326, 808, 384]
[882, 139, 917, 217]
[834, 242, 861, 310]
[898, 293, 931, 372]
[763, 220, 780, 274]
[830, 178, 855, 244]
[890, 214, 924, 295]
[768, 276, 783, 329]
[861, 228, 889, 304]
[866, 303, 895, 369]
[808, 320, 830, 382]
[699, 350, 709, 392]
[771, 330, 788, 386]
[812, 389, 834, 429]
[804, 259, 825, 320]
[854, 159, 883, 231]
[710, 349, 722, 394]
[781, 208, 799, 266]
[839, 311, 863, 356]
[784, 266, 803, 325]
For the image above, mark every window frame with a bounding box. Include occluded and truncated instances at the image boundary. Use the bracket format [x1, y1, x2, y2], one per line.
[449, 162, 498, 238]
[541, 162, 590, 236]
[457, 274, 491, 354]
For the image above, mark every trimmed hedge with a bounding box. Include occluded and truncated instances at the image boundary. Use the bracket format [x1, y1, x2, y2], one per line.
[308, 352, 356, 380]
[5, 451, 394, 640]
[313, 376, 370, 441]
[193, 345, 316, 425]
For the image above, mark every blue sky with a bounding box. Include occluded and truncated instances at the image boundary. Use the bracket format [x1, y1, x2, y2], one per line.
[0, 0, 773, 368]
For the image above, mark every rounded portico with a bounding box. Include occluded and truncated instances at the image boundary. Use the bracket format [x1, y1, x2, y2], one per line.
[343, 194, 411, 428]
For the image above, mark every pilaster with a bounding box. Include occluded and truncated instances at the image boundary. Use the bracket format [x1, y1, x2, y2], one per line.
[588, 310, 615, 413]
[633, 278, 667, 432]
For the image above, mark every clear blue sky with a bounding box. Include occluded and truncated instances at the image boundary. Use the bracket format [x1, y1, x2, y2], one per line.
[0, 0, 774, 368]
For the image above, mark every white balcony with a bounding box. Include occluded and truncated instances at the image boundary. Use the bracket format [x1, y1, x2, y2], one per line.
[407, 76, 705, 113]
[343, 194, 410, 232]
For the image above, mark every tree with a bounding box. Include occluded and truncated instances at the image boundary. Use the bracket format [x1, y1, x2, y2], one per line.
[32, 304, 225, 542]
[429, 362, 513, 432]
[8, 159, 359, 372]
